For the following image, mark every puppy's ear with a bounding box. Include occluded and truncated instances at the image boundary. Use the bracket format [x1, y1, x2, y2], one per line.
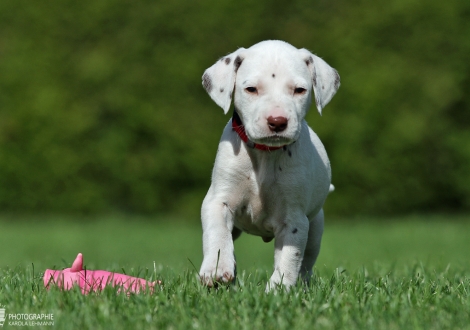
[202, 48, 246, 114]
[300, 49, 340, 115]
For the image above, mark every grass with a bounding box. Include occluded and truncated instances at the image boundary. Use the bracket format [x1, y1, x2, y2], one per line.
[0, 214, 469, 329]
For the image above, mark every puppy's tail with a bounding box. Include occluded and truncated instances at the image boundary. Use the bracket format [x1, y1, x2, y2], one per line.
[328, 184, 335, 193]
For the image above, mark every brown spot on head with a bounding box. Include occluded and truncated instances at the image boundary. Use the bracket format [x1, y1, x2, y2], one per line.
[202, 73, 212, 93]
[306, 56, 314, 65]
[234, 56, 243, 72]
[225, 57, 231, 65]
[272, 73, 275, 78]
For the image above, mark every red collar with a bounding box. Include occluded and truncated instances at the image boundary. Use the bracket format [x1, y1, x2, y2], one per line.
[232, 111, 284, 151]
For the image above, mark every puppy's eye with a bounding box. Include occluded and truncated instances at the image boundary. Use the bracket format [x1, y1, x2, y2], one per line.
[294, 87, 307, 95]
[245, 87, 257, 94]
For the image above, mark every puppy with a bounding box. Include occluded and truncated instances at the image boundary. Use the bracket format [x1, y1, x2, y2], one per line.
[199, 40, 339, 290]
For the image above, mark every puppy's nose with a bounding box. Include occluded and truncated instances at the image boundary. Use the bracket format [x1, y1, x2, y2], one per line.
[267, 116, 288, 133]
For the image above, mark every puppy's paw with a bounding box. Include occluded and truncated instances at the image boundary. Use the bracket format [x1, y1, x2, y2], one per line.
[265, 270, 296, 292]
[199, 256, 236, 287]
[265, 272, 283, 292]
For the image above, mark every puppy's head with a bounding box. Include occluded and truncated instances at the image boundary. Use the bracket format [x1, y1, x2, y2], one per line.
[202, 40, 340, 147]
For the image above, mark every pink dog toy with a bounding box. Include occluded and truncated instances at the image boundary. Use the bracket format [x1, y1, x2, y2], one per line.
[44, 253, 157, 294]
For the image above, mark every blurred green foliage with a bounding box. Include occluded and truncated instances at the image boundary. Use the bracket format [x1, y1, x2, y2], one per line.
[0, 0, 469, 216]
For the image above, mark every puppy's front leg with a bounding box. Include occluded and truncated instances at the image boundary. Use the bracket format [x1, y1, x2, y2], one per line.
[199, 198, 236, 286]
[267, 215, 309, 291]
[300, 209, 324, 281]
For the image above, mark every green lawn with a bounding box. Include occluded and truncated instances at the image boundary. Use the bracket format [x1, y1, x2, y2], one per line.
[0, 214, 469, 329]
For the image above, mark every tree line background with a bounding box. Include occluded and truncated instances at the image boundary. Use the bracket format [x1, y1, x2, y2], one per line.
[0, 0, 469, 217]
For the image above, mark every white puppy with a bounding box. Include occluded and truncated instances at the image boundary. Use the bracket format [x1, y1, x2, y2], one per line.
[199, 40, 339, 291]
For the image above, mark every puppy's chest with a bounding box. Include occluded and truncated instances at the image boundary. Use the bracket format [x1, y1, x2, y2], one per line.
[231, 157, 294, 235]
[232, 180, 271, 236]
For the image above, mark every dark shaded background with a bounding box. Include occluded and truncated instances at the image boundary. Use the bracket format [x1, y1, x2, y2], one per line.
[1, 0, 469, 217]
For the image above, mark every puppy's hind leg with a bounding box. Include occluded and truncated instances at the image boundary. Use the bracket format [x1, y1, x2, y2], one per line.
[232, 227, 242, 241]
[300, 209, 325, 283]
[231, 227, 242, 284]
